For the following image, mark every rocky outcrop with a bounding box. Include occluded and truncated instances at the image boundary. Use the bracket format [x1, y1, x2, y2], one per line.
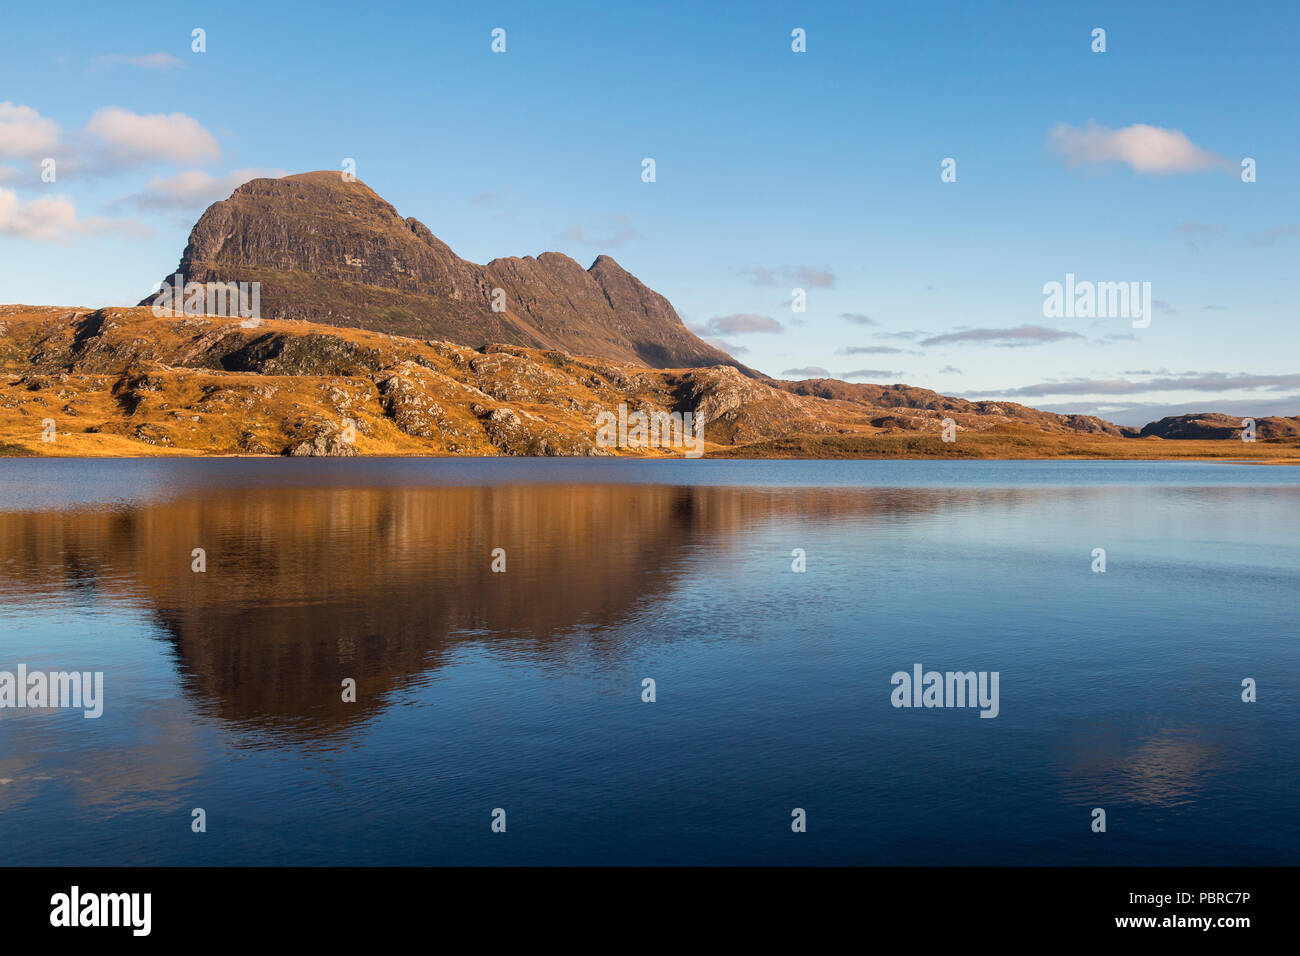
[288, 432, 359, 457]
[476, 405, 601, 457]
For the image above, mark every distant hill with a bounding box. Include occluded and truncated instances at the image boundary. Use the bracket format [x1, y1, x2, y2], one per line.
[140, 171, 753, 374]
[772, 378, 1129, 437]
[1139, 413, 1300, 440]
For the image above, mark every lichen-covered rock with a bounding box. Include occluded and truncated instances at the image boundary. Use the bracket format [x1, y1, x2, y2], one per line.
[287, 431, 359, 457]
[220, 332, 385, 376]
[134, 424, 172, 446]
[238, 431, 275, 454]
[871, 414, 924, 431]
[468, 351, 575, 407]
[376, 368, 445, 438]
[480, 405, 598, 456]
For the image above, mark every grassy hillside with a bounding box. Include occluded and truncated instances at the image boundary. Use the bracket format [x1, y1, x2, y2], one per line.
[2, 304, 1296, 461]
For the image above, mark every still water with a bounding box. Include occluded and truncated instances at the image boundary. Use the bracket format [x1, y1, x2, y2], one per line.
[0, 459, 1296, 865]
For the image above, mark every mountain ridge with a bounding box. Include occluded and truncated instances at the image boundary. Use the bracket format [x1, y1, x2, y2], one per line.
[141, 171, 757, 375]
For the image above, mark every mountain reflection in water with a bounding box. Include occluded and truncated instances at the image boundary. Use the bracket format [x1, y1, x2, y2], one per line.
[0, 459, 1296, 865]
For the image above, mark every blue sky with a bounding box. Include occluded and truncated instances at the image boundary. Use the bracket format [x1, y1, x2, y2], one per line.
[1, 0, 1296, 424]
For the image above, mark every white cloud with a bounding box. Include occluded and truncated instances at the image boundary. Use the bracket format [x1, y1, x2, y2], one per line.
[920, 325, 1084, 347]
[0, 188, 77, 240]
[840, 369, 901, 380]
[1048, 121, 1234, 175]
[84, 106, 220, 165]
[963, 371, 1300, 400]
[125, 167, 286, 210]
[0, 187, 145, 241]
[690, 313, 785, 335]
[0, 102, 61, 158]
[837, 345, 910, 355]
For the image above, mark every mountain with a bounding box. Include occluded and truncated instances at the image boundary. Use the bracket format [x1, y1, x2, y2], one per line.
[140, 171, 752, 374]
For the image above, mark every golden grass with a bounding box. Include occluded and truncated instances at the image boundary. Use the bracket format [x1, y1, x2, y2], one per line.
[2, 305, 1295, 461]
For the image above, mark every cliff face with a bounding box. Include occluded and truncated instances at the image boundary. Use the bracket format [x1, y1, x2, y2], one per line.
[141, 171, 752, 374]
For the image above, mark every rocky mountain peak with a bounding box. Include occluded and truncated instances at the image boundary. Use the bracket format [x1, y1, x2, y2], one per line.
[142, 172, 754, 375]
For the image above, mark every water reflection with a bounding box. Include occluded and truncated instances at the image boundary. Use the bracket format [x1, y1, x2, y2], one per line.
[0, 461, 1296, 864]
[0, 483, 1017, 736]
[1058, 724, 1216, 808]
